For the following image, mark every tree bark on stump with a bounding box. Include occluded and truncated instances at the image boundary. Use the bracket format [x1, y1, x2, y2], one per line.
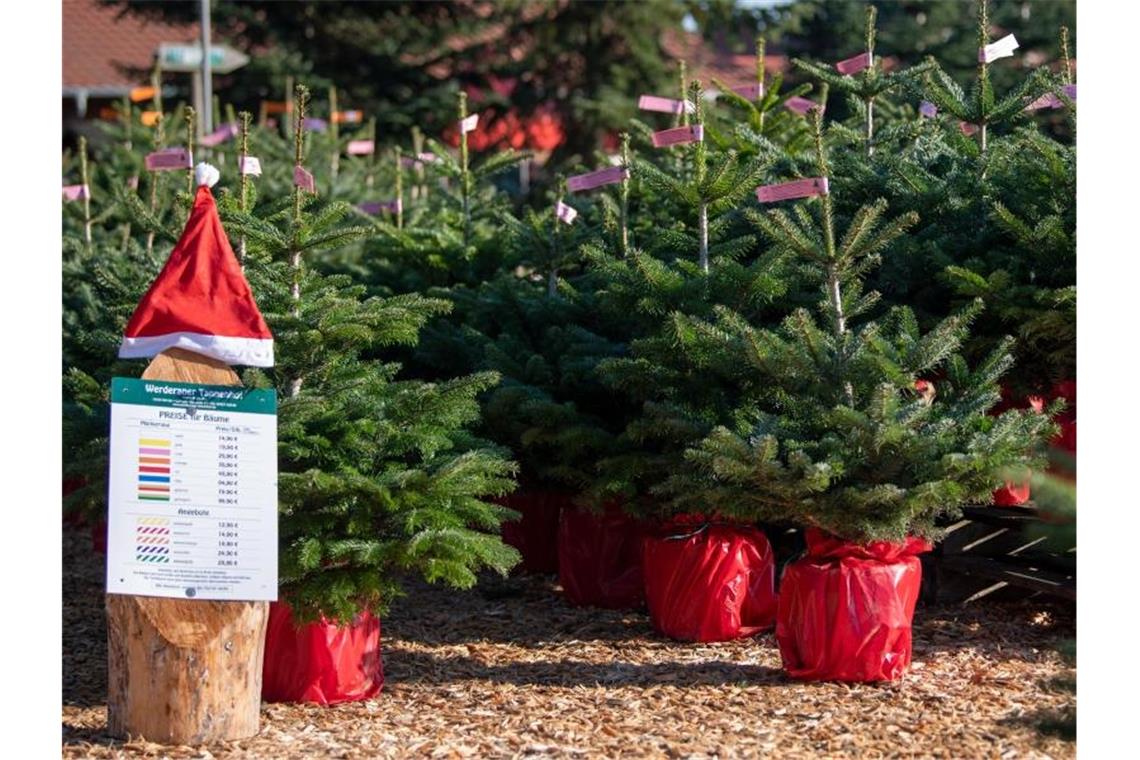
[106, 349, 270, 744]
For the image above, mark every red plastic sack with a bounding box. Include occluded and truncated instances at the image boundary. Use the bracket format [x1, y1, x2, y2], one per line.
[990, 394, 1044, 506]
[642, 519, 776, 642]
[499, 490, 565, 574]
[776, 529, 931, 682]
[558, 504, 644, 609]
[262, 600, 383, 705]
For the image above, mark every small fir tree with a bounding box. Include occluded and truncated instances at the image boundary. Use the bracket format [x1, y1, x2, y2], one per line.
[220, 86, 521, 621]
[664, 110, 1057, 542]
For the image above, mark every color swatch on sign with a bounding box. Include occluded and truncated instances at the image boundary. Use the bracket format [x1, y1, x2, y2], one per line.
[136, 517, 170, 562]
[138, 438, 171, 501]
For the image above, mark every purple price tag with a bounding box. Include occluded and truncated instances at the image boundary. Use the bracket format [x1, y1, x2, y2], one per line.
[63, 184, 89, 201]
[835, 52, 872, 75]
[756, 177, 829, 203]
[567, 166, 629, 192]
[731, 83, 764, 100]
[145, 147, 191, 171]
[293, 165, 315, 192]
[784, 96, 821, 116]
[358, 199, 402, 215]
[638, 95, 694, 115]
[651, 124, 704, 148]
[199, 123, 238, 147]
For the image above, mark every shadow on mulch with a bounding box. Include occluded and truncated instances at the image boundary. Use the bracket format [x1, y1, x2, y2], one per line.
[384, 572, 655, 648]
[911, 600, 1076, 661]
[384, 647, 786, 688]
[63, 528, 109, 710]
[61, 723, 118, 752]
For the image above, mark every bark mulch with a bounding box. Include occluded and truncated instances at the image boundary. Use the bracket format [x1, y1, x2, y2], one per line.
[63, 527, 1075, 759]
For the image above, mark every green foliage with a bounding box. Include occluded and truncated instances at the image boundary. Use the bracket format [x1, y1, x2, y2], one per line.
[659, 111, 1057, 541]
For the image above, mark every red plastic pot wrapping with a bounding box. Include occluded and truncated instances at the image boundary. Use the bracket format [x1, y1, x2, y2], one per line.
[558, 504, 644, 609]
[643, 522, 776, 642]
[776, 529, 931, 682]
[992, 481, 1031, 506]
[499, 491, 565, 574]
[262, 601, 383, 705]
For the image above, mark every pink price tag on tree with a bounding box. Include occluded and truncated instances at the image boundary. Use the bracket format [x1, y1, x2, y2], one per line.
[63, 184, 90, 201]
[347, 140, 375, 156]
[1026, 84, 1077, 111]
[293, 165, 316, 192]
[959, 122, 979, 136]
[835, 52, 873, 75]
[567, 166, 629, 192]
[756, 177, 829, 204]
[239, 156, 262, 176]
[555, 200, 577, 224]
[459, 114, 479, 134]
[784, 96, 821, 116]
[145, 147, 192, 172]
[979, 33, 1019, 63]
[199, 124, 239, 148]
[651, 124, 704, 148]
[638, 95, 694, 115]
[358, 199, 402, 215]
[730, 83, 764, 100]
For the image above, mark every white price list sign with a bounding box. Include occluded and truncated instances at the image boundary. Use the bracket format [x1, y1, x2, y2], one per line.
[105, 377, 278, 601]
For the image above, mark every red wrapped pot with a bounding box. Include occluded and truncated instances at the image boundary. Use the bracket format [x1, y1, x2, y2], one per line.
[558, 503, 644, 609]
[991, 394, 1044, 506]
[776, 529, 931, 682]
[499, 490, 565, 574]
[262, 600, 383, 705]
[642, 518, 776, 642]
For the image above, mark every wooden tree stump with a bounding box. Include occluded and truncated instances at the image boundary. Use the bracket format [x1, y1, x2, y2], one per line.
[106, 348, 270, 744]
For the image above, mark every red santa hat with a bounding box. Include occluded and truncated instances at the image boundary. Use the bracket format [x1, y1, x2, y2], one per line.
[119, 163, 274, 367]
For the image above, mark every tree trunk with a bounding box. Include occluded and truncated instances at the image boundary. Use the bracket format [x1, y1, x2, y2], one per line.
[106, 348, 269, 744]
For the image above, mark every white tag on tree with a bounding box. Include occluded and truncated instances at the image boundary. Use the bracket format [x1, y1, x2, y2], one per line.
[979, 34, 1019, 63]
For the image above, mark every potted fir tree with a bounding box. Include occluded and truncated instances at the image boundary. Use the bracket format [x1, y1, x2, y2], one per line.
[587, 86, 788, 630]
[668, 110, 1056, 680]
[228, 90, 520, 703]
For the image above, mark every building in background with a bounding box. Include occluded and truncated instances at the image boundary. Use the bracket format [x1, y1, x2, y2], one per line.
[62, 0, 197, 141]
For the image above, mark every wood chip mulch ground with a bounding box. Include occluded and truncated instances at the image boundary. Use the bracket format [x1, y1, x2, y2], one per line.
[63, 528, 1076, 759]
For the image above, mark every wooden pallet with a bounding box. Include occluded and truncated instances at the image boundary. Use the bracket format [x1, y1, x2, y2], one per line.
[923, 504, 1075, 604]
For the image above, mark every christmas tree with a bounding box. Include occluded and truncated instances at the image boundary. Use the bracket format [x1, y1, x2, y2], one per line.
[586, 82, 793, 510]
[661, 109, 1056, 541]
[217, 87, 520, 621]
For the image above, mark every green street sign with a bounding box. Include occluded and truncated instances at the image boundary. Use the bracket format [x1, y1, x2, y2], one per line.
[157, 43, 249, 74]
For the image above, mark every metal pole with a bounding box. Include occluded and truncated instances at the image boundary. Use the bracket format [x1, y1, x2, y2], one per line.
[200, 0, 212, 135]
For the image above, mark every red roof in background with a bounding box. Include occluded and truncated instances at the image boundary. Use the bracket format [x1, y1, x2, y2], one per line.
[662, 29, 790, 91]
[63, 0, 198, 91]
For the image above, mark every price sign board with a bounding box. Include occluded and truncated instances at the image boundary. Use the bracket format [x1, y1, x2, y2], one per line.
[106, 378, 277, 601]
